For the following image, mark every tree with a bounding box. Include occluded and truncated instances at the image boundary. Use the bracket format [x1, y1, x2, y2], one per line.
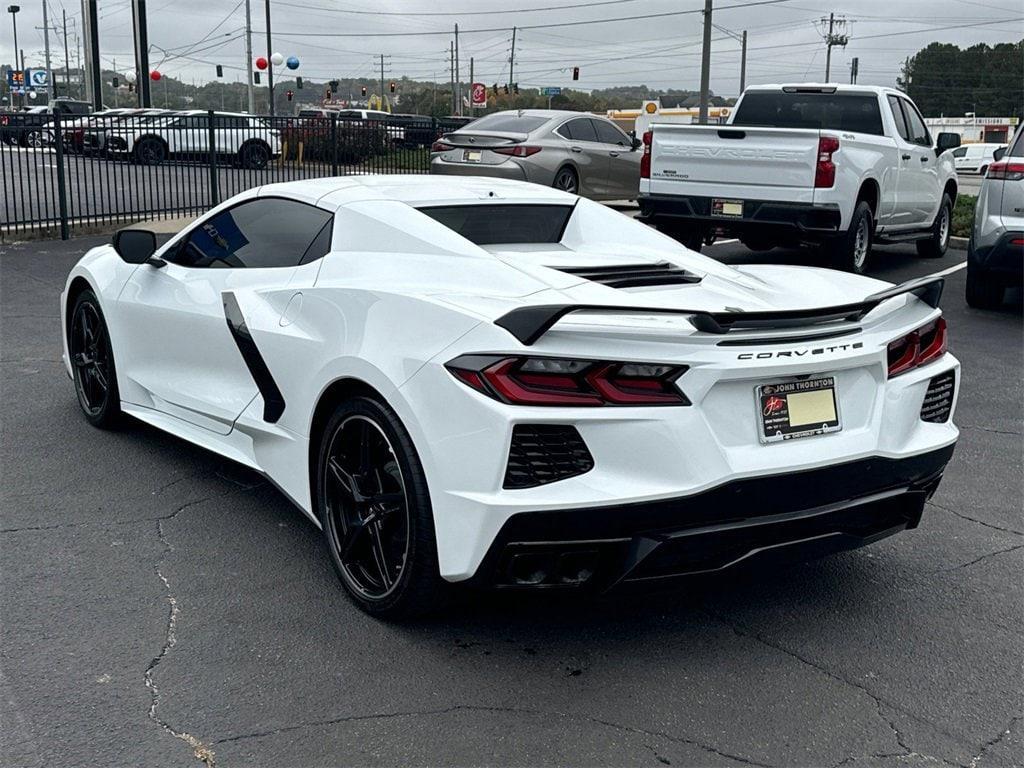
[898, 40, 1023, 117]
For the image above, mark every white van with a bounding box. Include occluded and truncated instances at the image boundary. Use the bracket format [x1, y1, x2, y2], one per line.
[951, 143, 1006, 175]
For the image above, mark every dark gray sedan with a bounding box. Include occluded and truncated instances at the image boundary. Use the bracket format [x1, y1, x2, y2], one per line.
[430, 109, 642, 201]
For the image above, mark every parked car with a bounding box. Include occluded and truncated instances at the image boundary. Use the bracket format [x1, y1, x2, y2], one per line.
[61, 175, 959, 617]
[430, 109, 642, 201]
[951, 143, 1006, 175]
[96, 110, 280, 169]
[638, 84, 961, 273]
[967, 126, 1023, 308]
[79, 109, 175, 155]
[333, 108, 405, 145]
[0, 106, 53, 148]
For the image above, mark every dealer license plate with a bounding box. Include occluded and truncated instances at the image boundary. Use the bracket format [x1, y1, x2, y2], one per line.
[756, 376, 841, 444]
[463, 149, 482, 162]
[712, 198, 744, 217]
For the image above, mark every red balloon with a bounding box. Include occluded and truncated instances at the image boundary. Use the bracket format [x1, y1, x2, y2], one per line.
[255, 57, 268, 70]
[150, 70, 161, 81]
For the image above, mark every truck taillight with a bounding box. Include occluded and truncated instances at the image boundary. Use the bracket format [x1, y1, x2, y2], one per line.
[640, 130, 652, 179]
[815, 136, 840, 188]
[986, 161, 1024, 181]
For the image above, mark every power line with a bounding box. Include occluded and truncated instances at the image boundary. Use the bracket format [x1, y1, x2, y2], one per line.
[272, 0, 644, 16]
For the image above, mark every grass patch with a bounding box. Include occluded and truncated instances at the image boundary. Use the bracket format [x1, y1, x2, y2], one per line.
[952, 195, 975, 238]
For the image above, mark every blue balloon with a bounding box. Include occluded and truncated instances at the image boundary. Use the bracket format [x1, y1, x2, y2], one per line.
[286, 56, 300, 70]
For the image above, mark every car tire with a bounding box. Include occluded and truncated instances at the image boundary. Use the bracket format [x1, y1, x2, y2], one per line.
[978, 165, 988, 177]
[69, 289, 122, 429]
[238, 140, 271, 170]
[553, 166, 579, 195]
[655, 220, 704, 252]
[317, 395, 448, 620]
[965, 260, 1003, 309]
[740, 236, 775, 252]
[133, 137, 167, 165]
[831, 200, 873, 274]
[916, 194, 952, 259]
[24, 130, 45, 149]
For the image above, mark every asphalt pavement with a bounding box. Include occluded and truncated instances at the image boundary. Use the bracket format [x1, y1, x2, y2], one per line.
[1, 234, 1021, 768]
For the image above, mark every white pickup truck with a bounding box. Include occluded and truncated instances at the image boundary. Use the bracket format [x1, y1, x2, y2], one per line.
[638, 84, 962, 272]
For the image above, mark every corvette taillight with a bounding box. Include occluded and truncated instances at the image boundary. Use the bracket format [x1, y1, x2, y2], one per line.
[887, 317, 947, 378]
[445, 355, 689, 406]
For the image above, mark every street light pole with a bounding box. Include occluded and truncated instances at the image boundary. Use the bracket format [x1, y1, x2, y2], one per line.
[698, 0, 712, 125]
[7, 6, 20, 108]
[264, 0, 274, 115]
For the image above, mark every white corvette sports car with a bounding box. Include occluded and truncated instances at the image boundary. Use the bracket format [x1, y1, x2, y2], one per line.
[61, 176, 959, 617]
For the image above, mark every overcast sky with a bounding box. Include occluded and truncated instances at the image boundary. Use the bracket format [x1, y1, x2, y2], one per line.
[1, 0, 1021, 99]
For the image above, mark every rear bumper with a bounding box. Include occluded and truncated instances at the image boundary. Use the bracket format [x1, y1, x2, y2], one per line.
[970, 231, 1024, 282]
[430, 155, 528, 181]
[474, 444, 955, 590]
[638, 193, 843, 240]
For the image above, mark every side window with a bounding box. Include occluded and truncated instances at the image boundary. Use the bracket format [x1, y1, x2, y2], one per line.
[560, 118, 598, 142]
[902, 100, 931, 147]
[299, 217, 334, 265]
[951, 147, 967, 158]
[592, 119, 629, 146]
[172, 198, 333, 269]
[887, 96, 910, 142]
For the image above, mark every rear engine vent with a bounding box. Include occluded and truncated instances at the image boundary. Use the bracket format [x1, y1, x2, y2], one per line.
[504, 425, 594, 489]
[920, 370, 955, 423]
[555, 262, 701, 289]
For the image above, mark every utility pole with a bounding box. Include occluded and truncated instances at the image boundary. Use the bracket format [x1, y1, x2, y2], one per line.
[8, 5, 20, 108]
[449, 41, 454, 114]
[41, 0, 52, 99]
[131, 0, 150, 107]
[454, 23, 460, 116]
[740, 30, 747, 93]
[698, 0, 712, 124]
[82, 0, 101, 110]
[264, 0, 274, 115]
[508, 26, 516, 91]
[849, 56, 858, 84]
[821, 13, 848, 83]
[469, 56, 474, 113]
[62, 9, 70, 97]
[244, 0, 254, 112]
[379, 53, 385, 111]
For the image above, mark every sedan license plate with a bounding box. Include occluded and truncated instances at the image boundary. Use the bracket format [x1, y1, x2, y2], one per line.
[712, 198, 744, 217]
[463, 149, 482, 162]
[757, 377, 841, 443]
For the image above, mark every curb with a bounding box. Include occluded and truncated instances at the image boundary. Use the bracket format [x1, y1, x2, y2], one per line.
[951, 236, 969, 249]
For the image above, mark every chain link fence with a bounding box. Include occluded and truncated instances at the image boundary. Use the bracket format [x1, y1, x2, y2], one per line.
[1, 110, 460, 239]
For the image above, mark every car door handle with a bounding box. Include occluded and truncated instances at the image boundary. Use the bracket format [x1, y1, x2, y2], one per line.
[571, 146, 582, 153]
[901, 154, 911, 160]
[919, 156, 929, 163]
[609, 151, 620, 157]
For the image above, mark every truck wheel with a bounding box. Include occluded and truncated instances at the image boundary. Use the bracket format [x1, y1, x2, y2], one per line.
[831, 201, 873, 274]
[740, 236, 775, 252]
[917, 194, 952, 259]
[965, 261, 1003, 309]
[655, 221, 704, 252]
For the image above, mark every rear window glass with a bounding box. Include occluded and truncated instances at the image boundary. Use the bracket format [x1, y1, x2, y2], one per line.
[419, 204, 573, 245]
[733, 92, 884, 136]
[461, 114, 549, 134]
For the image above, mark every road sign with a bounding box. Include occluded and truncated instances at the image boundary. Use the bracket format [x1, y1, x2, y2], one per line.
[471, 82, 487, 107]
[27, 69, 49, 88]
[541, 87, 561, 96]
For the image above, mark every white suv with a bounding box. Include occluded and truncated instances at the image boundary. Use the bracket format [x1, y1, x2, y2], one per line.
[99, 111, 281, 169]
[951, 143, 1006, 176]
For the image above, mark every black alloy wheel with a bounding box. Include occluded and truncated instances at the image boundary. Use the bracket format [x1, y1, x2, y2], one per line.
[318, 396, 447, 619]
[70, 290, 121, 428]
[240, 141, 271, 170]
[135, 137, 166, 165]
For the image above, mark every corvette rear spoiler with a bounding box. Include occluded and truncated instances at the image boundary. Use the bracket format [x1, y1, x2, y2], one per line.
[494, 274, 944, 345]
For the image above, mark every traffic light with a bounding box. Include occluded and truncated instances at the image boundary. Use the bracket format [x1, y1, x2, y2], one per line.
[572, 66, 579, 81]
[216, 64, 223, 78]
[503, 84, 509, 95]
[389, 81, 396, 93]
[112, 76, 119, 88]
[296, 76, 303, 89]
[513, 82, 519, 95]
[492, 83, 498, 95]
[361, 85, 367, 97]
[325, 89, 332, 100]
[254, 71, 261, 84]
[286, 89, 294, 102]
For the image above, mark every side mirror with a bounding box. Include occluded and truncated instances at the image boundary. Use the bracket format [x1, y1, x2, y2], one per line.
[993, 146, 1007, 162]
[935, 131, 961, 155]
[112, 228, 159, 265]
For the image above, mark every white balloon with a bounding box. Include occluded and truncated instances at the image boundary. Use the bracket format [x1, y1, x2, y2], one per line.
[125, 71, 137, 83]
[28, 90, 38, 99]
[270, 52, 284, 66]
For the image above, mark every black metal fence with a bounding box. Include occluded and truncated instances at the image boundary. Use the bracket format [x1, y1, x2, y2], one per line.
[0, 110, 461, 238]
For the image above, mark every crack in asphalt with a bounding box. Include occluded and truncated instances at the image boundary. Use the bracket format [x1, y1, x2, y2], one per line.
[214, 705, 773, 767]
[926, 500, 1024, 537]
[705, 611, 969, 765]
[958, 424, 1023, 437]
[144, 515, 217, 767]
[968, 715, 1021, 768]
[933, 543, 1024, 573]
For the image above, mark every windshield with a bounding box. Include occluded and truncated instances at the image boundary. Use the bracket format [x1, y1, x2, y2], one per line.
[733, 91, 884, 135]
[419, 204, 573, 245]
[458, 114, 549, 134]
